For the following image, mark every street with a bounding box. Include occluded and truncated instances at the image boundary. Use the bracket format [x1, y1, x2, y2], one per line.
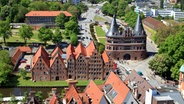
[79, 1, 163, 87]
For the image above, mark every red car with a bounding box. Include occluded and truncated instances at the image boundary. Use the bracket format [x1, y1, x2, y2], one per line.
[20, 60, 26, 63]
[25, 65, 30, 69]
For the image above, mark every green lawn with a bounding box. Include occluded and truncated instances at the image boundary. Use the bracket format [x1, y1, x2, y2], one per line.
[95, 26, 106, 37]
[99, 38, 106, 45]
[94, 15, 107, 22]
[15, 73, 104, 86]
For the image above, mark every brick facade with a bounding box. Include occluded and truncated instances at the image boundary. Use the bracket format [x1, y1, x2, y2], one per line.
[105, 14, 147, 60]
[31, 41, 114, 81]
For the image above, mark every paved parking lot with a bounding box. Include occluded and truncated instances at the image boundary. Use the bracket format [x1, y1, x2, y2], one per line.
[18, 55, 33, 71]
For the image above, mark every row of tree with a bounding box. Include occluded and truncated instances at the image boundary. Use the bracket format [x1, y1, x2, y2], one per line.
[0, 15, 79, 46]
[0, 50, 12, 86]
[149, 25, 184, 80]
[101, 0, 134, 17]
[0, 0, 88, 23]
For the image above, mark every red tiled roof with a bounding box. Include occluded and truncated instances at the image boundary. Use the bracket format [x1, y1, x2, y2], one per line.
[66, 44, 75, 60]
[125, 70, 153, 103]
[11, 46, 32, 65]
[51, 46, 63, 57]
[86, 41, 95, 57]
[32, 46, 49, 68]
[64, 86, 83, 104]
[25, 11, 72, 17]
[50, 53, 64, 67]
[78, 93, 90, 104]
[11, 49, 22, 65]
[102, 51, 109, 63]
[49, 95, 57, 104]
[142, 17, 165, 30]
[75, 42, 86, 59]
[105, 72, 130, 103]
[50, 46, 64, 67]
[180, 82, 184, 91]
[85, 80, 103, 104]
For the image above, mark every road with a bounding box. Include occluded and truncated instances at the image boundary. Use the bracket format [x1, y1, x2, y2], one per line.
[78, 7, 96, 47]
[79, 1, 163, 87]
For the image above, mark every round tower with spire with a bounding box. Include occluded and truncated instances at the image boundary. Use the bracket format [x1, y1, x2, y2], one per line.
[105, 13, 147, 60]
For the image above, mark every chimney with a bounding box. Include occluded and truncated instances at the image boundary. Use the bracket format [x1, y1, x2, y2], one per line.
[65, 79, 78, 88]
[133, 87, 138, 99]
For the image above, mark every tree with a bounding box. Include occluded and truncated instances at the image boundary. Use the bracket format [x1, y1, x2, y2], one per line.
[49, 2, 61, 10]
[98, 43, 105, 54]
[70, 15, 78, 23]
[18, 25, 33, 44]
[0, 19, 12, 44]
[55, 13, 68, 28]
[124, 10, 137, 27]
[0, 5, 11, 20]
[149, 54, 172, 79]
[0, 62, 12, 86]
[77, 2, 88, 13]
[10, 95, 17, 104]
[181, 0, 184, 10]
[149, 31, 184, 80]
[38, 27, 53, 45]
[65, 20, 79, 34]
[35, 91, 43, 102]
[20, 69, 27, 79]
[52, 28, 62, 44]
[160, 0, 164, 9]
[67, 5, 80, 18]
[171, 59, 184, 80]
[0, 50, 11, 64]
[70, 33, 78, 46]
[28, 1, 49, 10]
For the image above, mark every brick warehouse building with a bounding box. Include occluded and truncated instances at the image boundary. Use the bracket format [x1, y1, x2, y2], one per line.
[105, 14, 147, 60]
[31, 41, 114, 81]
[25, 11, 72, 30]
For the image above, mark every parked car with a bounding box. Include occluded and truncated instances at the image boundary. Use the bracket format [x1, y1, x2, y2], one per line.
[20, 60, 26, 63]
[25, 64, 30, 69]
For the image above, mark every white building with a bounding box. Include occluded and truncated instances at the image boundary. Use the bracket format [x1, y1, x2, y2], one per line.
[135, 7, 184, 20]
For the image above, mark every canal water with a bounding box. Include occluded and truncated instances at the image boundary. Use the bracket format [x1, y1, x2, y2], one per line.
[0, 86, 85, 99]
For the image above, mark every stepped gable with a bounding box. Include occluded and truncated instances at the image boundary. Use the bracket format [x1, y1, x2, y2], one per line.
[51, 46, 63, 57]
[50, 46, 65, 67]
[50, 53, 65, 67]
[75, 42, 87, 59]
[85, 80, 104, 104]
[86, 41, 96, 57]
[66, 44, 75, 60]
[106, 13, 120, 37]
[134, 14, 145, 36]
[32, 46, 50, 68]
[64, 85, 83, 104]
[105, 71, 130, 103]
[102, 51, 109, 63]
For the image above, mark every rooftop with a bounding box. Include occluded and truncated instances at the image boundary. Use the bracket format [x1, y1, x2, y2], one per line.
[25, 11, 72, 17]
[153, 95, 173, 101]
